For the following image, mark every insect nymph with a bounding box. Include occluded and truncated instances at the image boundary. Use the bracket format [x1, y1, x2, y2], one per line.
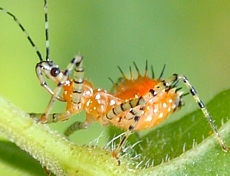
[1, 0, 228, 165]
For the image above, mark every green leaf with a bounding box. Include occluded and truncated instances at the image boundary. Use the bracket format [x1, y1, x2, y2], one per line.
[0, 88, 230, 175]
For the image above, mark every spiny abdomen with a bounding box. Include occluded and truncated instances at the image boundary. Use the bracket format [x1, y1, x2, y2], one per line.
[111, 72, 182, 131]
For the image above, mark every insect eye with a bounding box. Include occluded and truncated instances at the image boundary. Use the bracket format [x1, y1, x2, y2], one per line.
[50, 67, 60, 77]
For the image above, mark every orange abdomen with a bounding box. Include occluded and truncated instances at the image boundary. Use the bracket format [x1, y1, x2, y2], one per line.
[111, 75, 181, 131]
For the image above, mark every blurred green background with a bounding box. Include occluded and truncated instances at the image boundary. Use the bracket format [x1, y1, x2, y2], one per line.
[0, 0, 230, 175]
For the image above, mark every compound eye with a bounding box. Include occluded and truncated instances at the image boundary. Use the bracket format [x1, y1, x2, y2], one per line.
[50, 67, 60, 77]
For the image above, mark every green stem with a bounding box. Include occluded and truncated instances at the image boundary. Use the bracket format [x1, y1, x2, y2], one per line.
[0, 96, 131, 175]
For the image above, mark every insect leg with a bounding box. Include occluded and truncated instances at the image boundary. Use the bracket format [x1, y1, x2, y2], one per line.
[30, 113, 61, 123]
[143, 73, 229, 151]
[103, 96, 148, 165]
[104, 84, 167, 164]
[111, 106, 144, 165]
[171, 74, 229, 152]
[64, 121, 89, 137]
[40, 55, 84, 123]
[104, 97, 145, 121]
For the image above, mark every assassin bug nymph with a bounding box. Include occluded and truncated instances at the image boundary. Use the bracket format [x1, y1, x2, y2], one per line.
[1, 0, 229, 165]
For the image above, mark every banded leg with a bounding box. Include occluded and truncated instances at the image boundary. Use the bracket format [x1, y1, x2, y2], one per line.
[40, 55, 84, 123]
[140, 73, 229, 151]
[30, 113, 59, 123]
[111, 106, 144, 165]
[64, 121, 89, 137]
[104, 98, 145, 121]
[148, 73, 229, 151]
[102, 98, 146, 164]
[30, 112, 71, 123]
[175, 74, 229, 151]
[30, 54, 84, 123]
